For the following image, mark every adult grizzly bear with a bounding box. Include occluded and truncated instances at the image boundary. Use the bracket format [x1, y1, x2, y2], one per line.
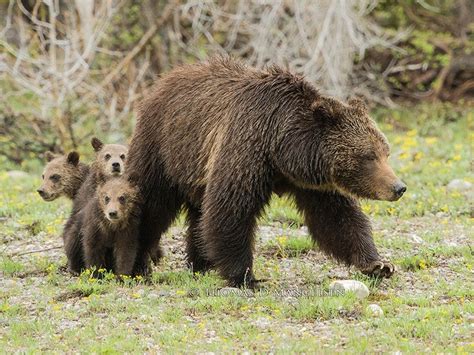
[128, 57, 406, 286]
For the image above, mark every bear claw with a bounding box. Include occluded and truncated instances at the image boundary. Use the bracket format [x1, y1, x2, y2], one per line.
[361, 260, 395, 278]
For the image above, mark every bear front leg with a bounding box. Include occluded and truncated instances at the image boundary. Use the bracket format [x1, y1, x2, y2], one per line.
[133, 195, 183, 276]
[62, 216, 85, 275]
[201, 166, 273, 288]
[185, 203, 213, 274]
[83, 227, 107, 274]
[294, 188, 394, 278]
[114, 231, 138, 276]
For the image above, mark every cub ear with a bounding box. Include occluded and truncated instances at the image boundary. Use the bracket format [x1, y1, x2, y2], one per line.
[66, 151, 80, 166]
[95, 171, 107, 186]
[45, 151, 57, 162]
[348, 97, 368, 114]
[91, 137, 104, 152]
[127, 172, 140, 188]
[311, 98, 335, 121]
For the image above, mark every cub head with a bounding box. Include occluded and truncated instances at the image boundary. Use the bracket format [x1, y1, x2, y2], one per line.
[91, 137, 128, 177]
[96, 173, 140, 226]
[313, 97, 406, 201]
[37, 151, 81, 201]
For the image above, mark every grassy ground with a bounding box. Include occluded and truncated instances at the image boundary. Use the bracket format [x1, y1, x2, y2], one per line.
[0, 104, 472, 352]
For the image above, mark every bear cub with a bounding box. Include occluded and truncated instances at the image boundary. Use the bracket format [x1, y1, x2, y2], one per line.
[61, 137, 128, 274]
[81, 173, 141, 276]
[37, 151, 89, 201]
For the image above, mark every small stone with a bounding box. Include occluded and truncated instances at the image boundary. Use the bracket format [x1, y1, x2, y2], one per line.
[329, 280, 370, 299]
[366, 304, 384, 317]
[409, 233, 423, 244]
[447, 179, 472, 192]
[253, 317, 271, 329]
[6, 170, 29, 179]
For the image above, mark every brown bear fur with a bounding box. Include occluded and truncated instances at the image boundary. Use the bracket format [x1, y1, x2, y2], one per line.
[126, 57, 406, 286]
[37, 151, 89, 201]
[81, 173, 141, 276]
[61, 138, 128, 274]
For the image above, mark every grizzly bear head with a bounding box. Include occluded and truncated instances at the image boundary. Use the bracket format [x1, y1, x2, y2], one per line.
[277, 96, 406, 202]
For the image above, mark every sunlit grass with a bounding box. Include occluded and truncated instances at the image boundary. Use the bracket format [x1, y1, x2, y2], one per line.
[0, 103, 472, 352]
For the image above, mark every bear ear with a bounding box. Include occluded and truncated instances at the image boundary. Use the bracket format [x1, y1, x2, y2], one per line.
[348, 97, 368, 114]
[91, 137, 103, 152]
[311, 99, 335, 121]
[95, 171, 107, 186]
[127, 172, 140, 188]
[66, 151, 80, 166]
[45, 151, 58, 162]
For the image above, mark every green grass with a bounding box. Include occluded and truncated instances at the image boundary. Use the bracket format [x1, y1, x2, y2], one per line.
[0, 103, 473, 352]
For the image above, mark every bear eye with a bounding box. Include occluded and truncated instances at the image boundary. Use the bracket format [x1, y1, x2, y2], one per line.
[105, 154, 111, 161]
[118, 196, 126, 204]
[362, 153, 377, 161]
[104, 196, 110, 204]
[41, 174, 44, 179]
[120, 154, 126, 160]
[50, 174, 61, 182]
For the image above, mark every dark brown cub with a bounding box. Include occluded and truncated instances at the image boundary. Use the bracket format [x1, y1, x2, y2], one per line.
[81, 173, 141, 276]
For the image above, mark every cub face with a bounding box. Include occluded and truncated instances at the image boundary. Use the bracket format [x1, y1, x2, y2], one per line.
[96, 175, 140, 227]
[91, 137, 128, 177]
[37, 151, 81, 201]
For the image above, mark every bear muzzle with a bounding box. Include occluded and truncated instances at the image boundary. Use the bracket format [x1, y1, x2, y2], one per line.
[393, 181, 407, 199]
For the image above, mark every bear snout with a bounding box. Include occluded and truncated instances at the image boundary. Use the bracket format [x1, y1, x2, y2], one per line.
[111, 162, 121, 173]
[37, 188, 55, 201]
[392, 182, 407, 200]
[108, 210, 118, 219]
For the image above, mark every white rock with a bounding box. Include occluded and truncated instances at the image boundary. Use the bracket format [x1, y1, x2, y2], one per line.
[6, 170, 29, 179]
[329, 280, 370, 299]
[447, 179, 472, 192]
[253, 317, 271, 329]
[409, 233, 424, 244]
[366, 304, 384, 317]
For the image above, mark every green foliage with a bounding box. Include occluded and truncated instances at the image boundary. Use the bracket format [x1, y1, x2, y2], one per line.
[370, 0, 472, 98]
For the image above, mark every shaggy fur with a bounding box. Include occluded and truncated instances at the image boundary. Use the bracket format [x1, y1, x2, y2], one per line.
[126, 57, 405, 286]
[81, 174, 141, 276]
[61, 138, 128, 274]
[37, 151, 89, 201]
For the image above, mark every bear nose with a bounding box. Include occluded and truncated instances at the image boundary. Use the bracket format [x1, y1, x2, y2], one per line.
[37, 188, 45, 196]
[393, 182, 407, 197]
[108, 211, 118, 219]
[112, 162, 120, 170]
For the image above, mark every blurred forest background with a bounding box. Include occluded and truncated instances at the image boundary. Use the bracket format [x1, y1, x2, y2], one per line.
[0, 0, 472, 165]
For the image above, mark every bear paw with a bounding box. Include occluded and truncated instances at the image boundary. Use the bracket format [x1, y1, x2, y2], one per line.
[361, 260, 395, 278]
